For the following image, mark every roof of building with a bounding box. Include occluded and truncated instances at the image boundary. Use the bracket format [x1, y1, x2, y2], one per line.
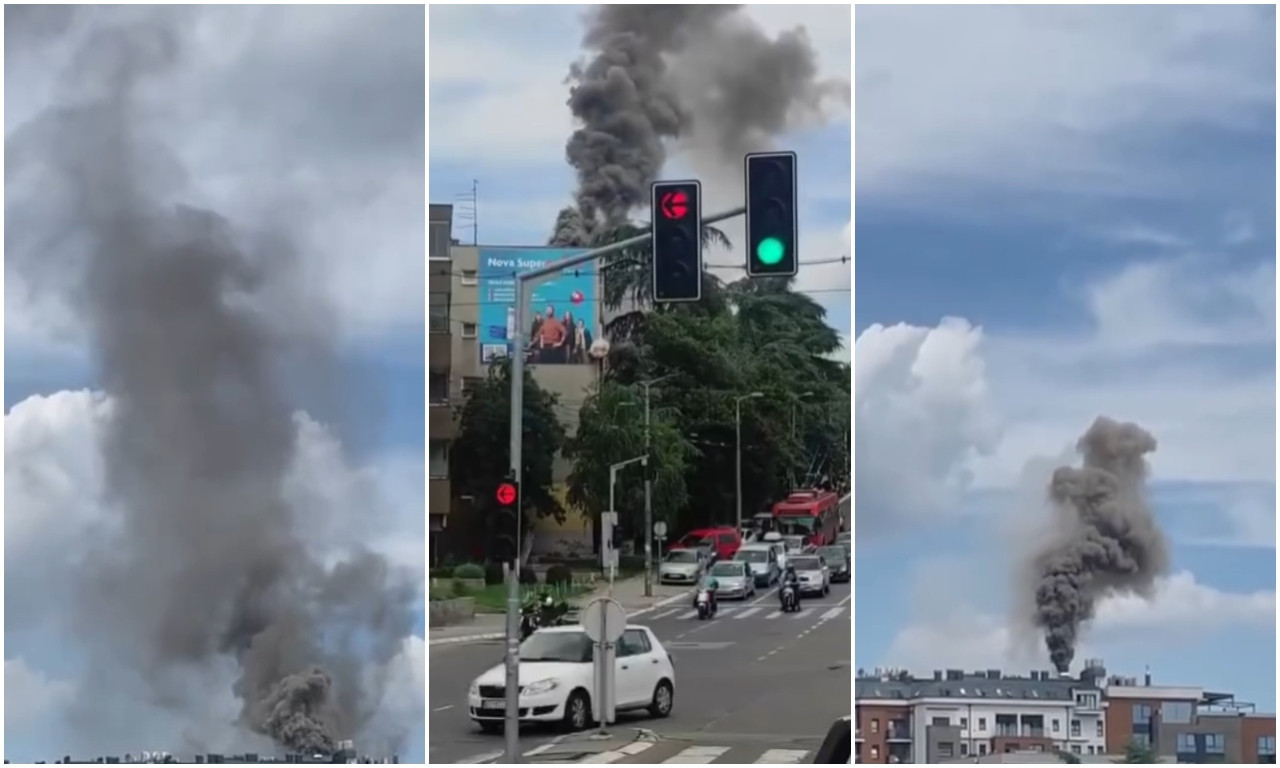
[857, 668, 1101, 702]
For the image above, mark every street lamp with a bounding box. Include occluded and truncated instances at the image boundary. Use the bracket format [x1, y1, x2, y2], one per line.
[791, 390, 815, 438]
[640, 374, 675, 598]
[735, 392, 764, 531]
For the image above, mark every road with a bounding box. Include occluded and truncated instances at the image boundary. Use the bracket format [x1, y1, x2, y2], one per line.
[428, 581, 851, 764]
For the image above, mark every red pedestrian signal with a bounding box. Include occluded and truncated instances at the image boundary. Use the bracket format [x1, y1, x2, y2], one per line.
[496, 482, 517, 506]
[659, 190, 689, 220]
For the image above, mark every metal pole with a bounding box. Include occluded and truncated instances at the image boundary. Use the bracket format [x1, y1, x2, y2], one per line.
[504, 206, 743, 763]
[735, 398, 743, 531]
[640, 376, 672, 598]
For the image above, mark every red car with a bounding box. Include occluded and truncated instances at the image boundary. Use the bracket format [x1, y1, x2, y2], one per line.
[669, 526, 742, 561]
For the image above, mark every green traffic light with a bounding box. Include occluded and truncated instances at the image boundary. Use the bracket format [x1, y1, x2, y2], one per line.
[756, 237, 785, 266]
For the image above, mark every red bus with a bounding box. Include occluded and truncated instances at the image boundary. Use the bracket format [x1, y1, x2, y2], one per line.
[772, 489, 843, 547]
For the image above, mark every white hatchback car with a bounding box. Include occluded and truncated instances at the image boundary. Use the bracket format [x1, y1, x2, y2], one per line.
[469, 624, 676, 733]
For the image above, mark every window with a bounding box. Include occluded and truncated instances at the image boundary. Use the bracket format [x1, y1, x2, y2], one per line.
[430, 293, 450, 332]
[870, 746, 879, 760]
[429, 440, 448, 477]
[960, 743, 968, 757]
[870, 718, 879, 734]
[429, 371, 449, 403]
[461, 268, 478, 286]
[932, 716, 950, 727]
[1205, 733, 1225, 754]
[461, 376, 484, 396]
[1259, 736, 1276, 756]
[1163, 701, 1194, 724]
[1131, 733, 1151, 749]
[1071, 745, 1081, 755]
[462, 322, 478, 338]
[1176, 733, 1197, 753]
[978, 744, 987, 756]
[1133, 704, 1153, 723]
[1071, 720, 1081, 738]
[618, 629, 651, 657]
[978, 718, 987, 732]
[1096, 721, 1104, 737]
[1052, 719, 1060, 733]
[937, 742, 954, 758]
[429, 221, 450, 260]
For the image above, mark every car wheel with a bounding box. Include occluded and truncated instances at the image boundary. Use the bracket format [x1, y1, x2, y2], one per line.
[649, 679, 675, 718]
[478, 720, 502, 734]
[563, 689, 592, 732]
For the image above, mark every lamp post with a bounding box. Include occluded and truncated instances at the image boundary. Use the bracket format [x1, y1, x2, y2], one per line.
[791, 390, 814, 438]
[735, 392, 764, 531]
[640, 374, 675, 598]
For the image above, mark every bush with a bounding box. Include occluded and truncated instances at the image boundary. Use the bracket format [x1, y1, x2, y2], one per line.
[484, 562, 505, 586]
[545, 564, 574, 588]
[452, 563, 484, 580]
[519, 567, 539, 586]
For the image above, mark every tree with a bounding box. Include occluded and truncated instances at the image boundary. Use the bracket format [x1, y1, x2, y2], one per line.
[564, 381, 693, 552]
[1120, 738, 1158, 764]
[449, 360, 566, 559]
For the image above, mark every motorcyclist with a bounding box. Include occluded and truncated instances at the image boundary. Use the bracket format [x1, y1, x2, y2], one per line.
[780, 564, 800, 608]
[694, 571, 720, 614]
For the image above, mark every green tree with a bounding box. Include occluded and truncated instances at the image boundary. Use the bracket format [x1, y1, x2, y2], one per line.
[564, 380, 693, 551]
[450, 360, 567, 555]
[1120, 738, 1158, 764]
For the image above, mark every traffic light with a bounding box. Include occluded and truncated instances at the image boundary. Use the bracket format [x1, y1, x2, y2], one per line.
[745, 151, 798, 277]
[611, 525, 625, 551]
[651, 179, 703, 303]
[491, 476, 520, 565]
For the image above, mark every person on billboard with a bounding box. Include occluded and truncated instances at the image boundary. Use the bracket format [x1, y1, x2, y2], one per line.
[535, 305, 566, 364]
[573, 318, 592, 364]
[563, 311, 576, 361]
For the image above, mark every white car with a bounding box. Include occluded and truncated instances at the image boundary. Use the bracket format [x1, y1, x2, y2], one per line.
[789, 554, 830, 597]
[468, 625, 676, 733]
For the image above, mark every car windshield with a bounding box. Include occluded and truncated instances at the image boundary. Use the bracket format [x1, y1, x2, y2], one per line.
[711, 562, 744, 577]
[737, 549, 768, 563]
[674, 533, 705, 548]
[520, 631, 592, 663]
[819, 547, 845, 563]
[792, 557, 821, 570]
[666, 550, 698, 563]
[784, 536, 806, 551]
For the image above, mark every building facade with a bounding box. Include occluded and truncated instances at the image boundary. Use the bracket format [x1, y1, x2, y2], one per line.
[427, 203, 454, 563]
[856, 664, 1276, 764]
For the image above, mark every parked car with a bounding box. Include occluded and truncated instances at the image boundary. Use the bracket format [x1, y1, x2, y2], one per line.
[468, 625, 676, 733]
[659, 548, 706, 585]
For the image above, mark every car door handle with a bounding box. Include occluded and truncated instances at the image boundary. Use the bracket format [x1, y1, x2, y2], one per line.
[651, 659, 659, 664]
[621, 665, 629, 670]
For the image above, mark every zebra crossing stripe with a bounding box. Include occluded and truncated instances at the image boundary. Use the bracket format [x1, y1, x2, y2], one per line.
[734, 606, 764, 619]
[820, 606, 845, 620]
[581, 741, 657, 763]
[793, 608, 812, 619]
[662, 745, 731, 764]
[756, 749, 811, 764]
[650, 608, 681, 620]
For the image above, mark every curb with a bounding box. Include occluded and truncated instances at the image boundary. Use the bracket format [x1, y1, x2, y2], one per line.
[428, 632, 504, 646]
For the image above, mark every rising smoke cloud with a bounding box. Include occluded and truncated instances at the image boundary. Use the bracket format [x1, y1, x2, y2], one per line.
[560, 5, 849, 238]
[1026, 417, 1171, 673]
[5, 7, 415, 755]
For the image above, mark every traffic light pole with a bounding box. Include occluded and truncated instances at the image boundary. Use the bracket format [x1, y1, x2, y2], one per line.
[503, 205, 744, 763]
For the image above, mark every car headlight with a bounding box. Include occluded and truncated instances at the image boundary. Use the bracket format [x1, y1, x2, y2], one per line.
[522, 678, 559, 695]
[469, 682, 480, 696]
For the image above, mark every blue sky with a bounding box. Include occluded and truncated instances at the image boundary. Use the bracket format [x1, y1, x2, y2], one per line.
[4, 7, 424, 762]
[428, 5, 852, 358]
[855, 5, 1275, 712]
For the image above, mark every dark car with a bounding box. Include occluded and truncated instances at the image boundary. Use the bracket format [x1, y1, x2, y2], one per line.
[817, 545, 850, 583]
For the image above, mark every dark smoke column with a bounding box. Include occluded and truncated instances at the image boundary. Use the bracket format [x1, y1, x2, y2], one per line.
[1029, 417, 1171, 673]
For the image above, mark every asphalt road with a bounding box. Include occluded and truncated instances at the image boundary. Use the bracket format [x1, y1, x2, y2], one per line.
[428, 582, 851, 764]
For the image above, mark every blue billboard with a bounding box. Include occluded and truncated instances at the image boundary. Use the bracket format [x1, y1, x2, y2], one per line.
[477, 247, 598, 366]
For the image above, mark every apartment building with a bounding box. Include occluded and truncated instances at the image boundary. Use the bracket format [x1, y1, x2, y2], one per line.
[1103, 672, 1275, 763]
[856, 666, 1108, 763]
[856, 663, 1276, 764]
[427, 203, 455, 562]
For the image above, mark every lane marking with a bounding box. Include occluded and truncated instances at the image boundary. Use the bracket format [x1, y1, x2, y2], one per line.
[820, 606, 845, 620]
[649, 608, 681, 620]
[757, 749, 811, 764]
[734, 606, 763, 619]
[457, 750, 503, 764]
[663, 745, 731, 764]
[433, 704, 454, 712]
[793, 608, 812, 620]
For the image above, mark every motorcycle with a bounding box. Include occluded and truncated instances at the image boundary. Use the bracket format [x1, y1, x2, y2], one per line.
[695, 588, 716, 620]
[779, 583, 800, 613]
[519, 606, 541, 640]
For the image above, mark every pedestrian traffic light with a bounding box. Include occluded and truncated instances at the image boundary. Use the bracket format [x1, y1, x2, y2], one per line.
[651, 179, 703, 303]
[745, 151, 798, 278]
[611, 525, 625, 551]
[490, 476, 520, 565]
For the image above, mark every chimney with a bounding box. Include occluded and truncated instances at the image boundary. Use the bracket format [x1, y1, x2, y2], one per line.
[1144, 666, 1152, 686]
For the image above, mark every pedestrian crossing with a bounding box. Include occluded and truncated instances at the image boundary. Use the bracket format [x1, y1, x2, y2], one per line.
[565, 740, 814, 764]
[646, 603, 849, 622]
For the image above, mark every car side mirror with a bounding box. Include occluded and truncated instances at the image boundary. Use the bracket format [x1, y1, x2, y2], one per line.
[812, 717, 851, 764]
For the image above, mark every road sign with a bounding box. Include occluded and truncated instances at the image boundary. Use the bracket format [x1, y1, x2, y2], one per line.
[659, 189, 689, 220]
[582, 597, 627, 644]
[653, 521, 668, 538]
[495, 482, 517, 506]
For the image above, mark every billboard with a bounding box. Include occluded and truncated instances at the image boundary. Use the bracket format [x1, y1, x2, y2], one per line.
[477, 247, 598, 365]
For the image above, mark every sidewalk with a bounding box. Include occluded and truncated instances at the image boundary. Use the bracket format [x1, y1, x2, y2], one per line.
[428, 613, 505, 646]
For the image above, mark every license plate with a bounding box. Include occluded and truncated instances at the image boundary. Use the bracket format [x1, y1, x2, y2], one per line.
[483, 699, 506, 710]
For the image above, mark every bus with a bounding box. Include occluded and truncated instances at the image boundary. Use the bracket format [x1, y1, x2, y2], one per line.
[771, 489, 843, 547]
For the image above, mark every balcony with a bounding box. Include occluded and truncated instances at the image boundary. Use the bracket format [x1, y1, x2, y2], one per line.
[429, 403, 457, 440]
[886, 723, 912, 741]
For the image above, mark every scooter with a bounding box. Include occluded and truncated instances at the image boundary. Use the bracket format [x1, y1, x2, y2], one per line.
[519, 607, 541, 640]
[695, 588, 716, 620]
[779, 583, 800, 613]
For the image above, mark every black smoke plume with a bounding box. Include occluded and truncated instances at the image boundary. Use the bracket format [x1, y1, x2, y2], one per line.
[5, 7, 415, 754]
[560, 4, 848, 238]
[1028, 417, 1170, 673]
